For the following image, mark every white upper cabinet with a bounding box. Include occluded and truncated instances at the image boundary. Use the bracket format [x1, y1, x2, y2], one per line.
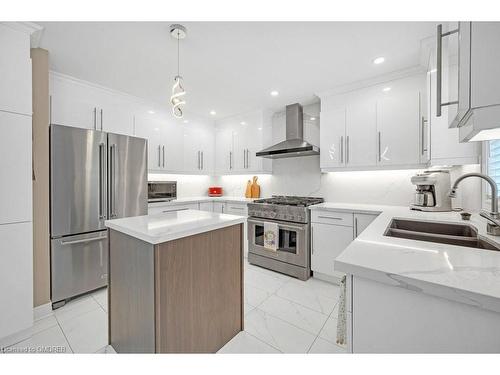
[436, 22, 500, 141]
[425, 42, 480, 166]
[319, 103, 345, 169]
[50, 73, 135, 136]
[376, 91, 421, 167]
[135, 113, 184, 173]
[346, 100, 377, 167]
[215, 110, 272, 175]
[0, 24, 32, 116]
[183, 120, 215, 174]
[320, 74, 426, 171]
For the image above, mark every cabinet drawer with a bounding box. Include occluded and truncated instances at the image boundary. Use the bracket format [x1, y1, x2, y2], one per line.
[225, 203, 248, 216]
[149, 203, 199, 214]
[311, 210, 353, 226]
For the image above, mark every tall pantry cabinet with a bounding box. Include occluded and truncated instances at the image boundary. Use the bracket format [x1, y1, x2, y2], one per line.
[0, 22, 36, 344]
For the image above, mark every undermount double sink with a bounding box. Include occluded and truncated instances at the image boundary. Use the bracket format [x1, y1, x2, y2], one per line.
[384, 218, 500, 251]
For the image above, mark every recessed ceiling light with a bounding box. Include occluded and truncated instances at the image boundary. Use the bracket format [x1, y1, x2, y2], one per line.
[148, 110, 155, 114]
[382, 87, 391, 92]
[373, 57, 385, 65]
[240, 121, 246, 125]
[270, 90, 279, 97]
[210, 110, 216, 115]
[310, 117, 316, 121]
[183, 120, 189, 124]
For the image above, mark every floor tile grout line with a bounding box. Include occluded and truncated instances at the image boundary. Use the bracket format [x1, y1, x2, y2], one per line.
[243, 331, 284, 353]
[55, 319, 75, 353]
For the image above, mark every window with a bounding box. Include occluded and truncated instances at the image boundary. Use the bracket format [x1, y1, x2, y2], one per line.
[487, 140, 500, 197]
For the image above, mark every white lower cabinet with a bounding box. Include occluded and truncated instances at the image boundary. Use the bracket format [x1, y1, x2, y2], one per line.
[351, 276, 500, 353]
[198, 202, 214, 212]
[224, 202, 248, 216]
[148, 202, 199, 215]
[311, 211, 378, 281]
[0, 221, 33, 340]
[213, 202, 225, 213]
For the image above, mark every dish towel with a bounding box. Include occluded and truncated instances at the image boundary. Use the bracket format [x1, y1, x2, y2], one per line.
[263, 222, 278, 251]
[336, 275, 347, 346]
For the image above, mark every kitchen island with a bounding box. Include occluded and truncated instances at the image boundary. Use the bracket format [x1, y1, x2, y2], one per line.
[311, 203, 500, 353]
[105, 210, 246, 353]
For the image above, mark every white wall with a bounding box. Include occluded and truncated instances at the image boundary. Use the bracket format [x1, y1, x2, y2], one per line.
[214, 160, 481, 211]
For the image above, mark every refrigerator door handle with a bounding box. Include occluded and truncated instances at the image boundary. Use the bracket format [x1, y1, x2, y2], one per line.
[109, 143, 117, 218]
[59, 234, 108, 246]
[98, 143, 106, 219]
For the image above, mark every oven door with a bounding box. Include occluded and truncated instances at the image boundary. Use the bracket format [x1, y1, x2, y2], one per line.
[247, 218, 309, 267]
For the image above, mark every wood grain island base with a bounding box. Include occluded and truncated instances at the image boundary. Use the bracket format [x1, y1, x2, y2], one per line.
[108, 224, 244, 353]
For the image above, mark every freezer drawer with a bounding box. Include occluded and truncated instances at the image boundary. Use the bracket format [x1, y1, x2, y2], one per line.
[51, 231, 108, 304]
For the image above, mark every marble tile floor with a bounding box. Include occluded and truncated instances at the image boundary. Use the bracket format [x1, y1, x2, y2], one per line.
[2, 261, 346, 354]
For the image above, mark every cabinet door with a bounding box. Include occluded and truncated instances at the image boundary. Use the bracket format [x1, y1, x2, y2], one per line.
[135, 115, 162, 171]
[245, 125, 264, 173]
[0, 221, 33, 339]
[345, 100, 377, 167]
[232, 122, 247, 172]
[353, 213, 377, 237]
[213, 202, 225, 213]
[225, 203, 248, 216]
[376, 92, 420, 166]
[199, 202, 213, 212]
[50, 93, 97, 129]
[183, 123, 202, 173]
[320, 103, 346, 169]
[0, 24, 31, 115]
[311, 223, 353, 277]
[215, 126, 234, 174]
[0, 112, 32, 224]
[198, 124, 214, 174]
[99, 100, 135, 136]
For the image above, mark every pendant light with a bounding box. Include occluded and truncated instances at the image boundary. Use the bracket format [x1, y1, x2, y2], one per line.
[170, 24, 187, 118]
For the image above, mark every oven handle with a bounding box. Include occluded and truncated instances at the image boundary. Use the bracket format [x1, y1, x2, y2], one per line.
[247, 218, 308, 231]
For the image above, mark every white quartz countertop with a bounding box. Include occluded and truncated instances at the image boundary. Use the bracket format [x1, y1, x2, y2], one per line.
[328, 203, 500, 312]
[148, 196, 257, 206]
[105, 209, 246, 244]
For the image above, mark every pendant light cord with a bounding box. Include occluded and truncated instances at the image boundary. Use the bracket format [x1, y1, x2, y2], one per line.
[177, 30, 180, 77]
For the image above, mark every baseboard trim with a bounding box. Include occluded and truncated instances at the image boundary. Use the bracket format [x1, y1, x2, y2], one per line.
[34, 302, 53, 321]
[0, 325, 32, 349]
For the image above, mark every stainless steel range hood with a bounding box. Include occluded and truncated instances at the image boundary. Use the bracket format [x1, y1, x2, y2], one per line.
[256, 103, 319, 159]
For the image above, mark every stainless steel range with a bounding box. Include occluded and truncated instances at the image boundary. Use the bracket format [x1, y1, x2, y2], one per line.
[247, 196, 324, 280]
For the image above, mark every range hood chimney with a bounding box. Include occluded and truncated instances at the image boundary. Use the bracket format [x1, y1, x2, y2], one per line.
[256, 103, 320, 159]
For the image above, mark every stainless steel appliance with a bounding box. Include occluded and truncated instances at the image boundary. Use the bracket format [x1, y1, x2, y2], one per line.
[148, 181, 177, 203]
[410, 170, 452, 212]
[256, 103, 320, 159]
[50, 124, 147, 308]
[247, 196, 323, 280]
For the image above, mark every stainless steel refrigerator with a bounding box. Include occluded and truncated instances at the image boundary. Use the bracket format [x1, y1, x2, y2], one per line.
[50, 124, 148, 308]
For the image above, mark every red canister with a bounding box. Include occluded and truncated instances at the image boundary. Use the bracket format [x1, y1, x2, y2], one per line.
[208, 187, 223, 197]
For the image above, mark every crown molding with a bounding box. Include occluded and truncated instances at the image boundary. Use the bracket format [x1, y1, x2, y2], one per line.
[1, 22, 45, 48]
[316, 65, 426, 99]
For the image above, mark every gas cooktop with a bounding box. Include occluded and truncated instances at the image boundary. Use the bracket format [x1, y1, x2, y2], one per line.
[252, 195, 324, 207]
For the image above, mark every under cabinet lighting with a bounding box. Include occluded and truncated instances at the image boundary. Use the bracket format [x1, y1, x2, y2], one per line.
[373, 56, 385, 65]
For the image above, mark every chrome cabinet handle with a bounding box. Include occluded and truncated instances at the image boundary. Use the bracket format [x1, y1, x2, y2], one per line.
[354, 217, 358, 238]
[100, 109, 103, 131]
[421, 117, 428, 155]
[378, 132, 381, 162]
[318, 215, 343, 220]
[109, 144, 117, 218]
[201, 151, 204, 170]
[311, 225, 314, 255]
[346, 136, 350, 164]
[162, 146, 165, 168]
[158, 145, 161, 167]
[229, 151, 233, 170]
[60, 235, 107, 246]
[436, 24, 459, 117]
[197, 151, 200, 170]
[93, 107, 97, 130]
[340, 136, 344, 163]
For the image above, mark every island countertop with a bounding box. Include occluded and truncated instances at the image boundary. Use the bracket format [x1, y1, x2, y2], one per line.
[105, 209, 246, 244]
[316, 203, 500, 312]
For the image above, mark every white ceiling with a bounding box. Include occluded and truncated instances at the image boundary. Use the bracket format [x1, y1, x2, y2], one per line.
[37, 22, 437, 120]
